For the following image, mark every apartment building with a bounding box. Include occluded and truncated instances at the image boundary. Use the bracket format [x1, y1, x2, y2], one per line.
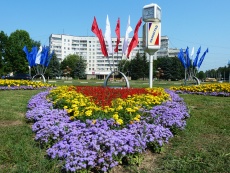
[49, 34, 178, 79]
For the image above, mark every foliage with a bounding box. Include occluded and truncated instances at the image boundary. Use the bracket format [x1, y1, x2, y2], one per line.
[196, 70, 205, 80]
[60, 54, 86, 79]
[118, 54, 184, 81]
[156, 57, 184, 81]
[130, 52, 149, 80]
[4, 30, 40, 74]
[117, 59, 131, 77]
[205, 66, 230, 81]
[74, 56, 87, 79]
[45, 53, 61, 79]
[0, 31, 8, 75]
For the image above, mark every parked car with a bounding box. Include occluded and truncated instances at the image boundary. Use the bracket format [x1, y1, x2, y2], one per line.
[4, 73, 32, 80]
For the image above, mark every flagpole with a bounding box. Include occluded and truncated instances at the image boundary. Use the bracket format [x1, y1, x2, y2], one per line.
[184, 69, 187, 85]
[108, 56, 112, 71]
[112, 54, 115, 79]
[112, 53, 115, 80]
[117, 52, 118, 70]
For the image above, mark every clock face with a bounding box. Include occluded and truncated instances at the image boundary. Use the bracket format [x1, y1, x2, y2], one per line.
[143, 7, 155, 20]
[156, 7, 161, 20]
[142, 5, 161, 21]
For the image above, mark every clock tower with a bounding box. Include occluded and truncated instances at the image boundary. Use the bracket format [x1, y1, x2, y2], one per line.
[142, 3, 161, 88]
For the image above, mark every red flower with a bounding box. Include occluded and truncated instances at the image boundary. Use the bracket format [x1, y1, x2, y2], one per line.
[68, 86, 161, 108]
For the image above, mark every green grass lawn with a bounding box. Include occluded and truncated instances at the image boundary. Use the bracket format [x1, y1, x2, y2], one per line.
[45, 79, 184, 88]
[0, 83, 229, 173]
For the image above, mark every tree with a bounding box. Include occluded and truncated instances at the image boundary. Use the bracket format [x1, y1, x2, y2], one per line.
[197, 71, 205, 80]
[117, 59, 131, 77]
[61, 54, 86, 79]
[4, 30, 40, 74]
[170, 57, 184, 80]
[156, 56, 184, 81]
[0, 31, 8, 75]
[45, 53, 61, 79]
[130, 52, 149, 80]
[74, 56, 87, 79]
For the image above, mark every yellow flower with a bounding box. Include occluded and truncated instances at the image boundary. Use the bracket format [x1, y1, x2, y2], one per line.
[113, 113, 119, 120]
[116, 105, 123, 111]
[74, 110, 79, 117]
[136, 114, 141, 119]
[116, 119, 123, 125]
[85, 110, 92, 116]
[69, 116, 75, 121]
[63, 106, 68, 109]
[126, 107, 135, 113]
[67, 109, 73, 113]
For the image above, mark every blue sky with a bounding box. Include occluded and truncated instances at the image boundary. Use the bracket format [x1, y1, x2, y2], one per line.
[1, 0, 230, 71]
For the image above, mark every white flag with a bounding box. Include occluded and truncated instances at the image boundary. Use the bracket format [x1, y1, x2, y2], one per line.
[35, 46, 42, 64]
[191, 47, 194, 57]
[104, 15, 113, 55]
[122, 15, 133, 55]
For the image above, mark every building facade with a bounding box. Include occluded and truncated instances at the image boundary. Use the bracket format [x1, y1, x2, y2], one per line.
[49, 34, 178, 79]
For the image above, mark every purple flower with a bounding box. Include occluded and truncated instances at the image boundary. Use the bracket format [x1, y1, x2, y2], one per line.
[25, 89, 189, 172]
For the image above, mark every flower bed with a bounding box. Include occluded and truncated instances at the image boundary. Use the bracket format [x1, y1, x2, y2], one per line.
[26, 86, 190, 172]
[0, 79, 54, 90]
[170, 83, 230, 97]
[48, 86, 170, 126]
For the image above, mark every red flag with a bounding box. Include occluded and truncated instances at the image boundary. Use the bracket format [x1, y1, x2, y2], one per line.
[127, 17, 142, 58]
[99, 29, 108, 57]
[114, 18, 120, 53]
[91, 17, 100, 38]
[91, 17, 108, 57]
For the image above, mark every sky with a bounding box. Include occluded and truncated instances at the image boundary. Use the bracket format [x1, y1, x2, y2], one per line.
[1, 0, 230, 71]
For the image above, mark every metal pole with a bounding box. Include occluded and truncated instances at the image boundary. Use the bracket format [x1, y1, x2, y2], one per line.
[224, 71, 225, 82]
[112, 54, 115, 80]
[149, 54, 153, 88]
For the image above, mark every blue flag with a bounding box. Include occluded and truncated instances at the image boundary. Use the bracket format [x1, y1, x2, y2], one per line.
[185, 47, 190, 68]
[197, 48, 209, 68]
[40, 46, 49, 66]
[178, 48, 186, 68]
[193, 46, 201, 67]
[22, 46, 29, 61]
[29, 46, 38, 67]
[44, 50, 54, 67]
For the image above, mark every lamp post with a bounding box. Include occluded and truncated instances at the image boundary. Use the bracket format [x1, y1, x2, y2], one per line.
[142, 3, 161, 88]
